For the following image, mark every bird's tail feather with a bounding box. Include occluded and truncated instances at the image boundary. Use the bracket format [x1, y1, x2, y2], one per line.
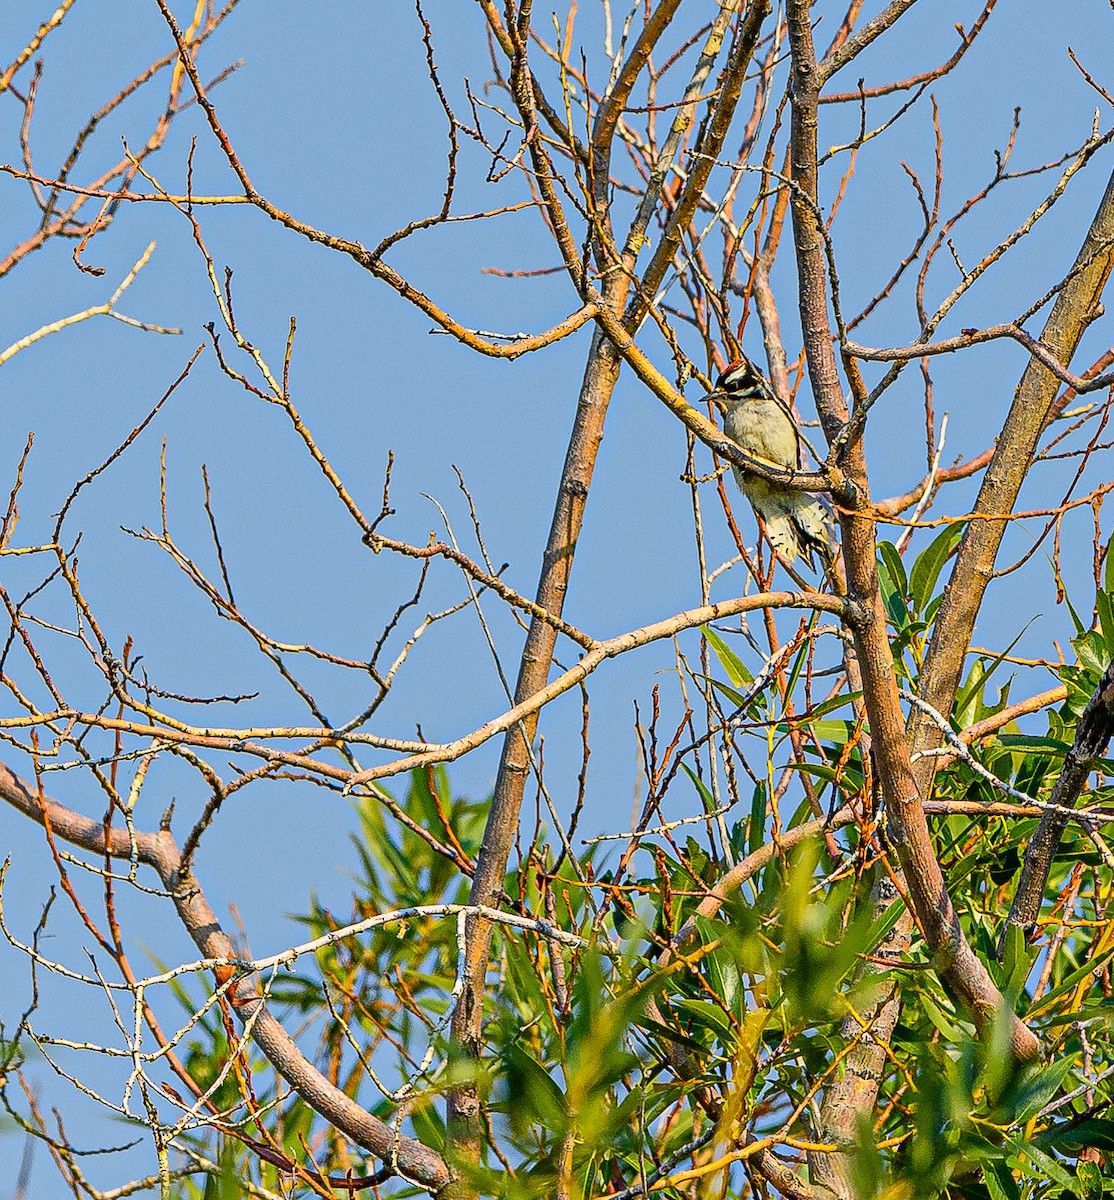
[761, 494, 833, 569]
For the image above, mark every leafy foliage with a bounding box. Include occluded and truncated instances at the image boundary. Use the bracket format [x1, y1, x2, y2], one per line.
[171, 565, 1114, 1198]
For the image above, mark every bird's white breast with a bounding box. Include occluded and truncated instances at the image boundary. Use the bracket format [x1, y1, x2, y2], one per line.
[724, 396, 799, 470]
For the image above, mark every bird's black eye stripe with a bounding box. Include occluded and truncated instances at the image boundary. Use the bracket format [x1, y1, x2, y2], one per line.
[715, 360, 765, 395]
[719, 375, 763, 396]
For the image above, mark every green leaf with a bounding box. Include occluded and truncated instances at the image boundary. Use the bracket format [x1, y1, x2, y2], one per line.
[1028, 942, 1114, 1016]
[1036, 1116, 1114, 1154]
[673, 997, 736, 1045]
[954, 619, 1034, 726]
[408, 1098, 446, 1152]
[878, 539, 908, 599]
[209, 1139, 243, 1200]
[849, 1113, 883, 1200]
[1007, 1136, 1077, 1188]
[748, 783, 767, 855]
[705, 675, 750, 709]
[861, 888, 907, 956]
[809, 691, 862, 720]
[994, 734, 1073, 756]
[503, 1042, 568, 1135]
[999, 920, 1038, 1001]
[1004, 1052, 1077, 1125]
[1097, 588, 1114, 658]
[1064, 585, 1089, 638]
[781, 634, 812, 707]
[704, 941, 742, 1014]
[634, 1011, 709, 1055]
[985, 1157, 1022, 1200]
[702, 625, 753, 688]
[909, 521, 965, 615]
[877, 543, 910, 629]
[1074, 629, 1109, 676]
[808, 718, 856, 743]
[920, 991, 961, 1040]
[1076, 1158, 1104, 1200]
[680, 763, 718, 818]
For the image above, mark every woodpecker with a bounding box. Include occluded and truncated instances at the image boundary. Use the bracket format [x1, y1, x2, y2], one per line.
[711, 355, 833, 569]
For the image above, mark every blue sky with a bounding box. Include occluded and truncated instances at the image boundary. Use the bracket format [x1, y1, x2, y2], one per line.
[3, 1, 1114, 1192]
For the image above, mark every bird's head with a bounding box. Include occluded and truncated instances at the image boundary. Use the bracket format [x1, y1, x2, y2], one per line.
[710, 354, 771, 414]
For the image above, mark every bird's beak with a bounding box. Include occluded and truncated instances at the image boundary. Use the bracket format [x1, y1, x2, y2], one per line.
[707, 392, 728, 417]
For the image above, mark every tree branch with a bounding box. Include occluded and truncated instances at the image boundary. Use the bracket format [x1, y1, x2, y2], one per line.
[0, 761, 452, 1193]
[1001, 659, 1114, 953]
